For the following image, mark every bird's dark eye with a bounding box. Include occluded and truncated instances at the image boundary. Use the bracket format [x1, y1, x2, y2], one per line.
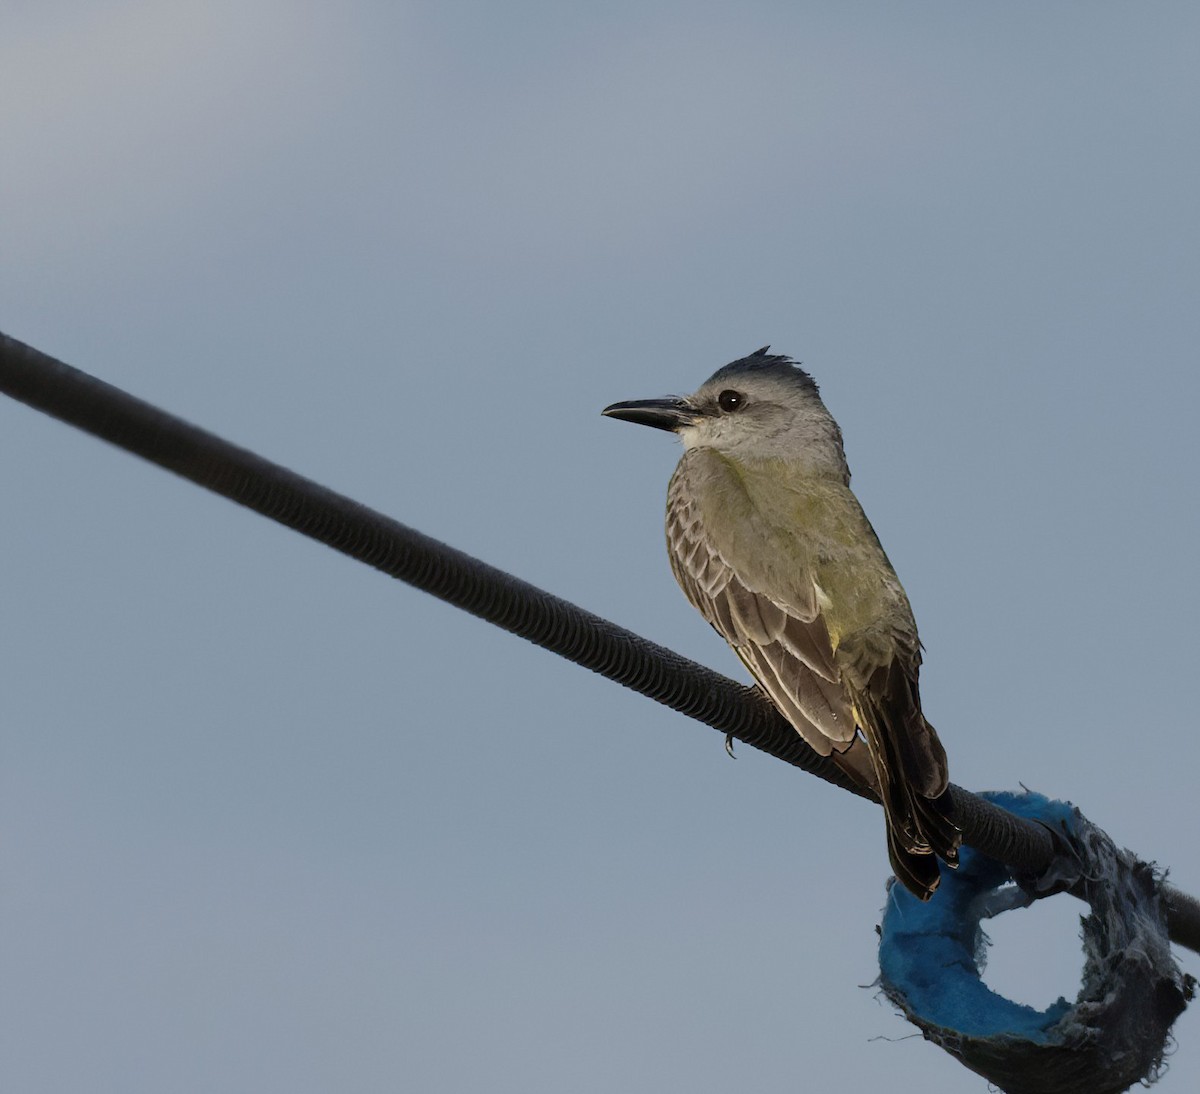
[717, 389, 744, 413]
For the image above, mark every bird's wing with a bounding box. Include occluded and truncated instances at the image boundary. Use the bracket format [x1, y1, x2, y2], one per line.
[666, 477, 856, 755]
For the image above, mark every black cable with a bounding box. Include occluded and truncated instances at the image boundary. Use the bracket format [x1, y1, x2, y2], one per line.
[2, 329, 1196, 950]
[0, 331, 862, 794]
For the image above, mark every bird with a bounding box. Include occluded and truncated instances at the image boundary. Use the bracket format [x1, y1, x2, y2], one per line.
[602, 347, 960, 899]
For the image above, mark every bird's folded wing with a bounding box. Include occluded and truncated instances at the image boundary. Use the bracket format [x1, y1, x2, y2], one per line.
[666, 489, 856, 754]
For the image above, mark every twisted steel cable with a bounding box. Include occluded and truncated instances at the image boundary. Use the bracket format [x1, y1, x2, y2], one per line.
[2, 329, 1197, 952]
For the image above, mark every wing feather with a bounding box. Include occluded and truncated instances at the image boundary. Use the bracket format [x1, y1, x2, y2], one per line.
[666, 471, 854, 751]
[664, 449, 958, 900]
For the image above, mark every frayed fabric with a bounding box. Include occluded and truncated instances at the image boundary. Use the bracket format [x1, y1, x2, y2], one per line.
[878, 790, 1194, 1094]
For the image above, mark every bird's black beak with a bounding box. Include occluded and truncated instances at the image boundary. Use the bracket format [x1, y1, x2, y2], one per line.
[601, 397, 698, 432]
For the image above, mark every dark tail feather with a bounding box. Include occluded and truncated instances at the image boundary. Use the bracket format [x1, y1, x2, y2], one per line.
[887, 825, 943, 901]
[852, 663, 961, 901]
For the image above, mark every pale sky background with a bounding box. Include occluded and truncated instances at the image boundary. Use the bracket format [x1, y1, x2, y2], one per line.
[3, 4, 1200, 1092]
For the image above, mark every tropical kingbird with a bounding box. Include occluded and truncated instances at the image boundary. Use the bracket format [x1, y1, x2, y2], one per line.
[603, 348, 959, 899]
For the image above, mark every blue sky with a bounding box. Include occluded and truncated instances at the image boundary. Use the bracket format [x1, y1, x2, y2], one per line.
[3, 4, 1200, 1091]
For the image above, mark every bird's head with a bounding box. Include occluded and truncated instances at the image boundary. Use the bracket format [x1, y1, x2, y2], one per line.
[603, 347, 847, 474]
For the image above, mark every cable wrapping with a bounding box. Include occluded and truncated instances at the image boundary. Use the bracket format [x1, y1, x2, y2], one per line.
[880, 791, 1195, 1094]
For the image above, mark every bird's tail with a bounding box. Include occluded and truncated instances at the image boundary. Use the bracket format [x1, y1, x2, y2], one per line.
[842, 663, 960, 901]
